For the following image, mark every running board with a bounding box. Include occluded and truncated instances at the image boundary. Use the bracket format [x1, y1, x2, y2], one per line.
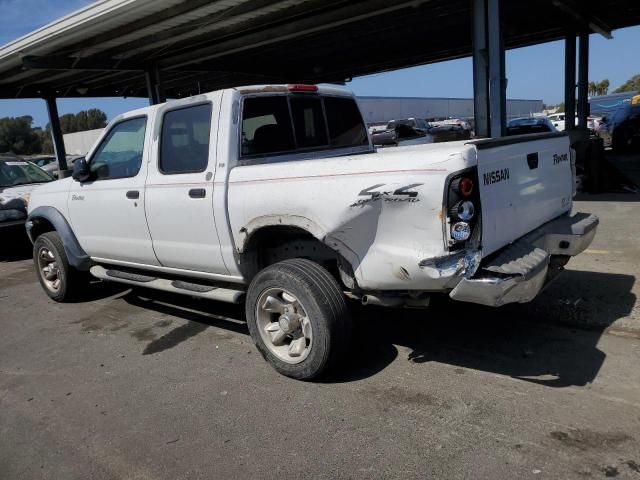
[90, 266, 244, 304]
[107, 269, 156, 282]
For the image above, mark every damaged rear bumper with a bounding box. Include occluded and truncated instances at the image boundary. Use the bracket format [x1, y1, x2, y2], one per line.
[448, 212, 598, 307]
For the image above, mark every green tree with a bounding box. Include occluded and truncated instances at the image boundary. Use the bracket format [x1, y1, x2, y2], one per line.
[35, 128, 53, 154]
[48, 108, 108, 134]
[613, 74, 640, 94]
[59, 113, 77, 134]
[85, 109, 107, 130]
[0, 116, 42, 155]
[588, 79, 610, 96]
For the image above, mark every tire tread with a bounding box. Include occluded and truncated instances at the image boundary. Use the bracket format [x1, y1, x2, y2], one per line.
[245, 258, 352, 380]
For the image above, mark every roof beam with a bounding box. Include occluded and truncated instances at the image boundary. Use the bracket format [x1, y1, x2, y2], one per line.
[22, 55, 145, 71]
[162, 0, 431, 69]
[203, 4, 468, 81]
[44, 0, 238, 56]
[551, 0, 613, 38]
[95, 0, 346, 62]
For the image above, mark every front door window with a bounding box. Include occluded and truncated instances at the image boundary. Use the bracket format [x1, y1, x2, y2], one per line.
[90, 117, 147, 180]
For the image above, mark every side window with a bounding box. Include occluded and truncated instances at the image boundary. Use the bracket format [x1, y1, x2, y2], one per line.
[241, 97, 294, 156]
[324, 97, 369, 148]
[90, 117, 147, 180]
[160, 103, 212, 174]
[290, 96, 328, 149]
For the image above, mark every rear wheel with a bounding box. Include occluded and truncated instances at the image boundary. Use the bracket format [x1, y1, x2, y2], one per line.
[33, 231, 86, 302]
[245, 259, 352, 380]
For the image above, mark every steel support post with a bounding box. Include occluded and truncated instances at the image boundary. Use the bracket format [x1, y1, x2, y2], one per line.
[472, 0, 490, 138]
[564, 33, 576, 130]
[44, 95, 68, 174]
[145, 65, 166, 105]
[577, 32, 589, 130]
[487, 0, 506, 137]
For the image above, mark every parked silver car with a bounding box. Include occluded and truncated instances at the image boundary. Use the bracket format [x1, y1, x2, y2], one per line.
[0, 156, 54, 231]
[40, 155, 85, 177]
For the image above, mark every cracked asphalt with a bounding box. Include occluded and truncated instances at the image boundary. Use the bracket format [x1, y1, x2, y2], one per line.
[1, 194, 640, 479]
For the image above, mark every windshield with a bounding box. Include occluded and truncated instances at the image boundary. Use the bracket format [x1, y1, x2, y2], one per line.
[33, 157, 56, 167]
[0, 160, 53, 187]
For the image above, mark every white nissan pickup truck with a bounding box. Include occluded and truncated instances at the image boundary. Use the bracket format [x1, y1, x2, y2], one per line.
[27, 84, 598, 379]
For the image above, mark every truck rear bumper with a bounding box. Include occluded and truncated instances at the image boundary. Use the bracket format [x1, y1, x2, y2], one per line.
[449, 212, 598, 307]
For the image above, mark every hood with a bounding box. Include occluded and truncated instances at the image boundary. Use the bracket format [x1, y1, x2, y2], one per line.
[0, 183, 41, 211]
[26, 177, 74, 214]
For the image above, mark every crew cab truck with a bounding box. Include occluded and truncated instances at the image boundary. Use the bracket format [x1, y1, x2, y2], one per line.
[27, 84, 598, 380]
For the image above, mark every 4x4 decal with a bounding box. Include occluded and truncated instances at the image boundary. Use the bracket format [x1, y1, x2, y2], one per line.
[350, 183, 422, 207]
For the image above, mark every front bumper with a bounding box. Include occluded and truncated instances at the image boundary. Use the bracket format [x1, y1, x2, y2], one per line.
[448, 212, 598, 307]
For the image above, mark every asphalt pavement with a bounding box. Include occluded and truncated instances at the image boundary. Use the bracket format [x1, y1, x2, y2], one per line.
[1, 195, 640, 479]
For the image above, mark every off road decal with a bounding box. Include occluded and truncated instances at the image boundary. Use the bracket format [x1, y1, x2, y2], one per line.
[553, 153, 568, 164]
[350, 183, 422, 208]
[483, 168, 510, 186]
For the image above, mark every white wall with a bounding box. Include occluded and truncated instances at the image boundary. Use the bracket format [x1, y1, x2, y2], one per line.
[63, 128, 104, 155]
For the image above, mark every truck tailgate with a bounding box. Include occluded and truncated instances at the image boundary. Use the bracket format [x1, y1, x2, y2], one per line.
[474, 133, 573, 256]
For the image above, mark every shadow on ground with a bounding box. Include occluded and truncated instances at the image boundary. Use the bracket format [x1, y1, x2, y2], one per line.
[1, 229, 32, 262]
[575, 192, 640, 202]
[517, 269, 637, 332]
[603, 151, 640, 190]
[123, 290, 249, 356]
[113, 269, 635, 388]
[71, 280, 132, 303]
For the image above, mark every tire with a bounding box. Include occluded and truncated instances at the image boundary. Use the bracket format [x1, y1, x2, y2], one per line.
[33, 231, 86, 302]
[245, 258, 352, 380]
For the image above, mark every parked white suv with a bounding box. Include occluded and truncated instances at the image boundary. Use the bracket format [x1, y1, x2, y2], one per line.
[27, 84, 598, 379]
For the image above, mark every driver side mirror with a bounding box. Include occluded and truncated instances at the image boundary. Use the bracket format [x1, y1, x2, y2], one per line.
[72, 157, 92, 182]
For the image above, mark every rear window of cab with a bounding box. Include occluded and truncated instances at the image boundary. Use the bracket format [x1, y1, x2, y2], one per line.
[240, 95, 368, 158]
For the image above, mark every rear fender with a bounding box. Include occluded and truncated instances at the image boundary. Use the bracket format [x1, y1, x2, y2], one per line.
[237, 214, 360, 269]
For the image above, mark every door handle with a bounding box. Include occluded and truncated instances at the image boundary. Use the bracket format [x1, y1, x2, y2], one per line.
[126, 190, 140, 199]
[189, 188, 206, 198]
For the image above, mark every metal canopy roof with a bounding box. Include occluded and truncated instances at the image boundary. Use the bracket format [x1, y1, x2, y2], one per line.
[0, 0, 638, 99]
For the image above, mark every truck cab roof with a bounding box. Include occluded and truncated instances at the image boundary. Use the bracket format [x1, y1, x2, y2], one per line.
[110, 84, 356, 125]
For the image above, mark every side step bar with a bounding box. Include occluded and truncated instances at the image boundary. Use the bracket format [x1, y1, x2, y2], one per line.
[90, 265, 245, 304]
[106, 269, 156, 282]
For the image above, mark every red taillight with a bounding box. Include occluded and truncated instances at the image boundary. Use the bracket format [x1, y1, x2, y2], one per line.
[287, 84, 318, 92]
[459, 177, 474, 196]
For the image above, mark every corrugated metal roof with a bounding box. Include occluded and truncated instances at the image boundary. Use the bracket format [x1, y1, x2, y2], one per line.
[0, 0, 638, 99]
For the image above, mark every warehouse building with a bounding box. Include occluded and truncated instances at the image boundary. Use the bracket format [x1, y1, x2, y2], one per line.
[357, 96, 544, 124]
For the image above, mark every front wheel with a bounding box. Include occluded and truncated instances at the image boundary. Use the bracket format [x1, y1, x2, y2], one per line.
[245, 259, 352, 380]
[33, 231, 86, 302]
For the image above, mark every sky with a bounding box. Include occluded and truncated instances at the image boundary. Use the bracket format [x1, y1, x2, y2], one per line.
[0, 0, 639, 127]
